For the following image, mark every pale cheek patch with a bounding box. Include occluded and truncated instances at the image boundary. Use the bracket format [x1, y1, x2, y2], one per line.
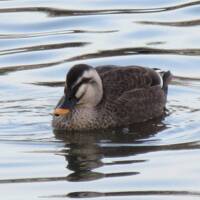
[75, 84, 87, 99]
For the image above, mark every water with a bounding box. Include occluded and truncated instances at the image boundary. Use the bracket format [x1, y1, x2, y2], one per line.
[0, 0, 200, 199]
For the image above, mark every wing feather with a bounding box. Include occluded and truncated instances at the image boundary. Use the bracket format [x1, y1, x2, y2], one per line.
[114, 85, 166, 124]
[96, 65, 162, 100]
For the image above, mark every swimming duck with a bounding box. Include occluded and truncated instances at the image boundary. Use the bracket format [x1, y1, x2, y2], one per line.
[52, 64, 172, 131]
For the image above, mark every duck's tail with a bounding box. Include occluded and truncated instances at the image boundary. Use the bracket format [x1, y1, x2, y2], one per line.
[153, 68, 173, 95]
[162, 71, 172, 95]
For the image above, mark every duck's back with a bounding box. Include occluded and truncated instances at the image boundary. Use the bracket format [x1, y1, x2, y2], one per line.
[95, 65, 171, 126]
[96, 65, 162, 99]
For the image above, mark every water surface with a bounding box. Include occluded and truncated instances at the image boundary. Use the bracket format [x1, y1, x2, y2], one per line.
[0, 0, 200, 199]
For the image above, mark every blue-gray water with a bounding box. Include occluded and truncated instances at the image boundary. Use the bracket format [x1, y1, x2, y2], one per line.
[0, 0, 200, 199]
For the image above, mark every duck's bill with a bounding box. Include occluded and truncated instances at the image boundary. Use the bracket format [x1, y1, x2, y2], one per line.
[53, 108, 70, 116]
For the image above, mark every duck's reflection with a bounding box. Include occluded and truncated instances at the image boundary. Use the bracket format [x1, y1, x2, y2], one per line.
[54, 117, 166, 182]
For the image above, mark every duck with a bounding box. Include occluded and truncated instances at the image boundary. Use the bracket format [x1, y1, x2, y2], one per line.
[52, 64, 172, 131]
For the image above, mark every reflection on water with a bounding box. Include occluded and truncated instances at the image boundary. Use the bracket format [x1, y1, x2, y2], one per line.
[0, 0, 200, 199]
[53, 117, 200, 184]
[54, 119, 166, 182]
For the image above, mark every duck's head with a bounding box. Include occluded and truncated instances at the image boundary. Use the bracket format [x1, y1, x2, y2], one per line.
[53, 64, 103, 116]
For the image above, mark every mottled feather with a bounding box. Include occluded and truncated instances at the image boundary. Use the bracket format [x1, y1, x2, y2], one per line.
[52, 64, 172, 130]
[96, 65, 163, 100]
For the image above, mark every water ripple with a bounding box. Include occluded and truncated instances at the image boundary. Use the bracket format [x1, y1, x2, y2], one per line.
[67, 47, 200, 62]
[0, 29, 117, 39]
[138, 19, 200, 27]
[65, 190, 200, 198]
[1, 47, 200, 75]
[0, 42, 89, 56]
[0, 0, 200, 199]
[1, 1, 200, 17]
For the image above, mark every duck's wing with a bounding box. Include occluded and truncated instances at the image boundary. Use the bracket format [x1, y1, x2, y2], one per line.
[96, 66, 163, 99]
[114, 85, 166, 123]
[95, 65, 116, 74]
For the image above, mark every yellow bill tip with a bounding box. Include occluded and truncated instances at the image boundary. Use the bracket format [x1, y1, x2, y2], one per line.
[53, 108, 70, 116]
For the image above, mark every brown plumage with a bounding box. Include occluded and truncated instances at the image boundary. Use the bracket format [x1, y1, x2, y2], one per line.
[52, 64, 172, 131]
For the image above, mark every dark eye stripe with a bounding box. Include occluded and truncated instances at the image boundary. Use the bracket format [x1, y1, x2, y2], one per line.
[66, 64, 92, 88]
[76, 78, 92, 87]
[64, 77, 92, 99]
[73, 77, 92, 93]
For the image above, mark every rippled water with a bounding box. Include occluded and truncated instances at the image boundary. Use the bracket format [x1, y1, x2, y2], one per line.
[1, 0, 200, 199]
